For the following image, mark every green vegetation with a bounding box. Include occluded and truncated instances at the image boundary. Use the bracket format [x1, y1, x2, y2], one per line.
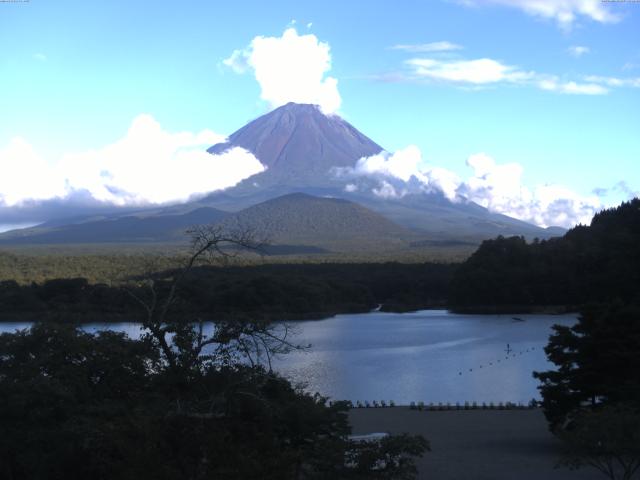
[533, 304, 640, 480]
[557, 404, 640, 480]
[0, 262, 455, 322]
[0, 243, 472, 286]
[488, 199, 640, 478]
[0, 226, 428, 479]
[534, 303, 640, 429]
[0, 323, 428, 479]
[450, 199, 640, 312]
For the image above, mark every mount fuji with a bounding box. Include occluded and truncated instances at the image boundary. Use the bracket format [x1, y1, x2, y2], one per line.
[0, 103, 561, 250]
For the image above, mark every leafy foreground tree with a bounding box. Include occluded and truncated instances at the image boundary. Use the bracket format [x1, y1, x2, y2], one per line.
[534, 303, 640, 479]
[557, 404, 640, 480]
[0, 226, 428, 480]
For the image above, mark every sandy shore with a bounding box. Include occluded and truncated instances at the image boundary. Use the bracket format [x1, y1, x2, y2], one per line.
[349, 408, 602, 480]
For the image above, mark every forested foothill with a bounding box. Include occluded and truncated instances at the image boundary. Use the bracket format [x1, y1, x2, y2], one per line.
[449, 199, 640, 312]
[0, 262, 455, 322]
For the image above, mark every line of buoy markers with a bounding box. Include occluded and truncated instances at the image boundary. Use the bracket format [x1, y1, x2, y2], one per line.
[457, 346, 537, 376]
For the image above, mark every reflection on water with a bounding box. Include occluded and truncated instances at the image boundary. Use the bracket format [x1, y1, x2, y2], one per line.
[271, 310, 576, 404]
[0, 310, 576, 404]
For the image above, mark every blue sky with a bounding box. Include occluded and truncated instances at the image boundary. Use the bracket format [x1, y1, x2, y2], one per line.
[0, 0, 638, 228]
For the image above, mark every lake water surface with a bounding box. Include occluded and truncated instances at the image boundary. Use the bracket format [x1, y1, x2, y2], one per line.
[0, 310, 576, 405]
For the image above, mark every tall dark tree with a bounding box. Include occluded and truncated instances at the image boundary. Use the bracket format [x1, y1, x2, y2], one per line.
[557, 404, 640, 480]
[534, 303, 640, 430]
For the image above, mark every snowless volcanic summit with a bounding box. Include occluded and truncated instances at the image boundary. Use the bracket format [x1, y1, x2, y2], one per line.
[204, 102, 557, 241]
[207, 102, 383, 189]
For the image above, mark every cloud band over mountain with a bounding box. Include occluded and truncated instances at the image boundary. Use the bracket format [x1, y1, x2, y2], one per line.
[0, 115, 264, 224]
[335, 146, 607, 228]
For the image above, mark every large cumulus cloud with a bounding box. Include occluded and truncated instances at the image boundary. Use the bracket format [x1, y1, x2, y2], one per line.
[337, 146, 607, 228]
[0, 114, 265, 222]
[224, 28, 341, 114]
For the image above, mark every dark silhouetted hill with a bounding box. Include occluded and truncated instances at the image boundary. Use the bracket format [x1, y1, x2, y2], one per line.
[449, 198, 640, 311]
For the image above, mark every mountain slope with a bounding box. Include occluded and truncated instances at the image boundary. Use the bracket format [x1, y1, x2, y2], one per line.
[219, 193, 413, 252]
[208, 102, 383, 189]
[1, 102, 562, 248]
[0, 207, 228, 244]
[204, 103, 559, 241]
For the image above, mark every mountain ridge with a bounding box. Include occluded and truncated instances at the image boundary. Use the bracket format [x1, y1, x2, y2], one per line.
[202, 102, 561, 241]
[0, 102, 565, 249]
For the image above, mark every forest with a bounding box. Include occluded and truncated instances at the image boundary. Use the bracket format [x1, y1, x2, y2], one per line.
[2, 200, 640, 478]
[2, 199, 639, 322]
[0, 262, 455, 322]
[449, 199, 640, 312]
[0, 225, 430, 479]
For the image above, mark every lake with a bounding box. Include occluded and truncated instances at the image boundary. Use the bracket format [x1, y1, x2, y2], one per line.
[0, 310, 576, 405]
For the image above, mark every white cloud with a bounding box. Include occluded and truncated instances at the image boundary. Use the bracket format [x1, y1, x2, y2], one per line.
[346, 145, 424, 182]
[224, 27, 341, 114]
[0, 115, 265, 208]
[337, 147, 605, 228]
[33, 53, 47, 62]
[422, 167, 462, 201]
[406, 57, 532, 84]
[387, 42, 631, 95]
[390, 41, 463, 53]
[373, 180, 404, 199]
[568, 45, 590, 57]
[456, 153, 601, 227]
[584, 75, 640, 88]
[538, 78, 608, 95]
[222, 50, 249, 74]
[405, 57, 610, 95]
[0, 138, 66, 206]
[456, 0, 619, 29]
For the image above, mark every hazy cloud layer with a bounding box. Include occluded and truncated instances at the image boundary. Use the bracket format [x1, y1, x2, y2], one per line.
[0, 115, 265, 218]
[380, 44, 640, 96]
[337, 147, 606, 228]
[454, 0, 619, 29]
[538, 78, 607, 95]
[568, 45, 590, 57]
[390, 41, 463, 53]
[224, 28, 341, 114]
[405, 57, 533, 85]
[395, 53, 614, 95]
[584, 75, 640, 88]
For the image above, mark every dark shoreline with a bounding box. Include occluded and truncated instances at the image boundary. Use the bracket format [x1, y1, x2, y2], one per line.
[448, 304, 578, 315]
[0, 302, 576, 324]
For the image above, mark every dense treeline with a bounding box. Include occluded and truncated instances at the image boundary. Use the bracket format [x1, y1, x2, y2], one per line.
[450, 199, 640, 311]
[0, 263, 456, 322]
[0, 323, 428, 479]
[0, 227, 430, 479]
[0, 248, 472, 286]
